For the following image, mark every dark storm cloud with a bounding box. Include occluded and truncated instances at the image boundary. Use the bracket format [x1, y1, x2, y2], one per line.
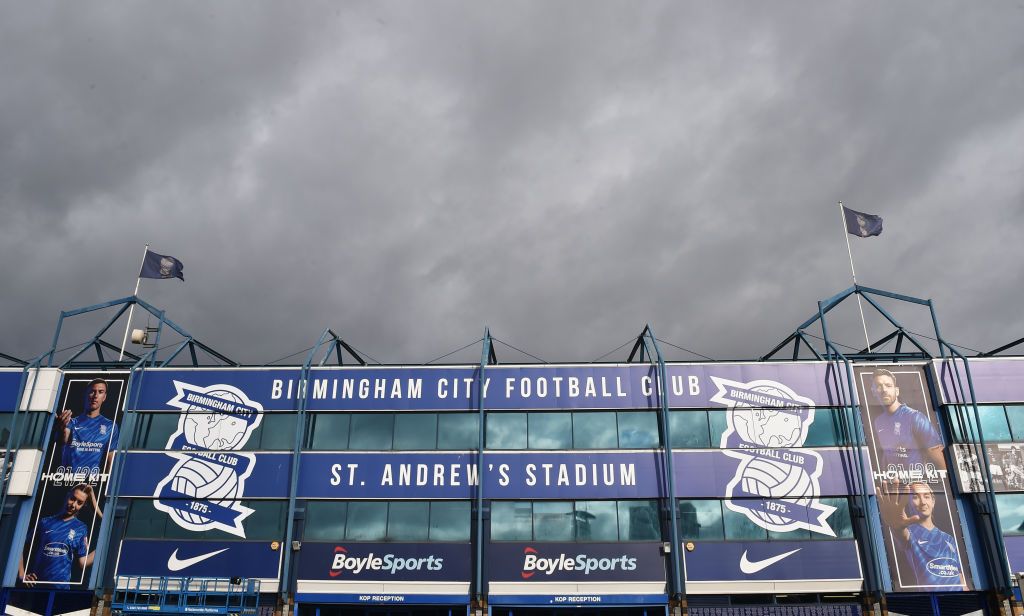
[1, 1, 1022, 365]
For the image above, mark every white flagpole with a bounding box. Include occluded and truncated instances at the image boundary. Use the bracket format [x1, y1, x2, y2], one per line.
[118, 244, 149, 361]
[838, 202, 872, 352]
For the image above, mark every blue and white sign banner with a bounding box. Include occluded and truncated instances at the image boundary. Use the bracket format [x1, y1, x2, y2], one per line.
[294, 593, 469, 605]
[296, 543, 471, 581]
[713, 377, 836, 536]
[674, 449, 873, 497]
[0, 369, 23, 411]
[298, 451, 661, 499]
[152, 382, 266, 537]
[118, 452, 291, 497]
[682, 540, 862, 583]
[487, 543, 665, 582]
[487, 594, 668, 606]
[937, 358, 1024, 404]
[116, 539, 282, 580]
[132, 363, 842, 412]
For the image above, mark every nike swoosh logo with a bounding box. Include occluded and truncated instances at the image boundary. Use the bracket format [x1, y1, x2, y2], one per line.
[739, 548, 801, 574]
[167, 548, 229, 571]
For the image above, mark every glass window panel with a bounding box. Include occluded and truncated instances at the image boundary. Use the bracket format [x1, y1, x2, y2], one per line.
[708, 410, 728, 447]
[16, 412, 51, 449]
[815, 497, 854, 540]
[669, 411, 710, 449]
[310, 414, 351, 450]
[804, 409, 841, 447]
[346, 502, 388, 540]
[0, 414, 11, 449]
[678, 500, 724, 541]
[996, 494, 1024, 536]
[491, 501, 532, 541]
[487, 413, 527, 449]
[125, 500, 166, 538]
[723, 502, 768, 540]
[619, 500, 661, 541]
[1007, 406, 1024, 443]
[617, 412, 659, 448]
[388, 501, 429, 540]
[574, 501, 618, 541]
[136, 413, 179, 450]
[430, 501, 471, 541]
[534, 501, 573, 541]
[572, 412, 617, 449]
[437, 414, 479, 450]
[304, 501, 348, 541]
[250, 414, 297, 451]
[528, 413, 572, 450]
[394, 414, 438, 450]
[979, 405, 1012, 443]
[350, 414, 394, 450]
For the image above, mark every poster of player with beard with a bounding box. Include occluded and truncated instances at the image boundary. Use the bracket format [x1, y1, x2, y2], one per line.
[19, 372, 127, 589]
[855, 365, 972, 591]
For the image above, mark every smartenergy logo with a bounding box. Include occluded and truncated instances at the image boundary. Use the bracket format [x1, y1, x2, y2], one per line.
[520, 547, 637, 579]
[153, 382, 263, 537]
[712, 377, 836, 536]
[329, 546, 444, 577]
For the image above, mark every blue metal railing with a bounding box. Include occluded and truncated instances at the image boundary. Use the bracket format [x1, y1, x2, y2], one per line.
[112, 576, 260, 614]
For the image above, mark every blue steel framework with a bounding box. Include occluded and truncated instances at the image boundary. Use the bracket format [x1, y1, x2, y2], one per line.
[0, 287, 1020, 616]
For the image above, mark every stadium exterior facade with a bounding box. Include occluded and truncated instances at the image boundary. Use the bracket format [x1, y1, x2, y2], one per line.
[1, 287, 1023, 616]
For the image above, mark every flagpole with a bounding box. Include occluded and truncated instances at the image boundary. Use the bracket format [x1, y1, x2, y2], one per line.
[838, 202, 872, 352]
[118, 244, 149, 361]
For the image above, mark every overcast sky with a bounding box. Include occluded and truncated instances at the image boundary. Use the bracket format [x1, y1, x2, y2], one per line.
[1, 2, 1022, 366]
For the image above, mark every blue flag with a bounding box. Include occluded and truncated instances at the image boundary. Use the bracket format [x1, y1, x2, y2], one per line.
[843, 206, 883, 238]
[139, 250, 184, 281]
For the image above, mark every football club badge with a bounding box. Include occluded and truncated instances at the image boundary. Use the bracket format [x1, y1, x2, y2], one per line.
[153, 382, 263, 537]
[711, 376, 836, 536]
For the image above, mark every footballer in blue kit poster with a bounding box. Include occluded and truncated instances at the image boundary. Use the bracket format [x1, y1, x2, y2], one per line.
[19, 371, 127, 589]
[855, 365, 972, 591]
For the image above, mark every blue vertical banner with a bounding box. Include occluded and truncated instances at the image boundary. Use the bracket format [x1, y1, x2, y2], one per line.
[20, 372, 129, 590]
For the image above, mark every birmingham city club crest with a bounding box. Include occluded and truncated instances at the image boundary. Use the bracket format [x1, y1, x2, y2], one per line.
[711, 376, 836, 536]
[153, 381, 263, 537]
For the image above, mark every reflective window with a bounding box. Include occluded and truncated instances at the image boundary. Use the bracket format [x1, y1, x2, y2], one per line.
[708, 410, 728, 445]
[487, 413, 527, 449]
[491, 501, 532, 540]
[132, 413, 179, 449]
[17, 412, 52, 449]
[534, 501, 574, 541]
[617, 412, 659, 448]
[126, 499, 286, 540]
[669, 410, 710, 448]
[619, 500, 660, 540]
[438, 414, 479, 450]
[574, 501, 618, 541]
[817, 497, 854, 540]
[246, 413, 297, 451]
[308, 413, 350, 450]
[350, 414, 394, 450]
[678, 500, 724, 541]
[430, 501, 471, 541]
[996, 494, 1024, 536]
[722, 502, 768, 540]
[572, 412, 618, 449]
[304, 501, 347, 541]
[979, 406, 1012, 442]
[1007, 406, 1024, 442]
[394, 414, 437, 450]
[346, 501, 387, 540]
[805, 409, 843, 447]
[528, 413, 572, 449]
[388, 501, 429, 540]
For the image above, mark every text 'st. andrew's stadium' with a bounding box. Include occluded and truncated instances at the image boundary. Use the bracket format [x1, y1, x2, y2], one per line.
[2, 287, 1024, 616]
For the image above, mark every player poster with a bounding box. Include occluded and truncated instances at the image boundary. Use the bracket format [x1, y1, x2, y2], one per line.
[19, 371, 127, 589]
[854, 365, 972, 592]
